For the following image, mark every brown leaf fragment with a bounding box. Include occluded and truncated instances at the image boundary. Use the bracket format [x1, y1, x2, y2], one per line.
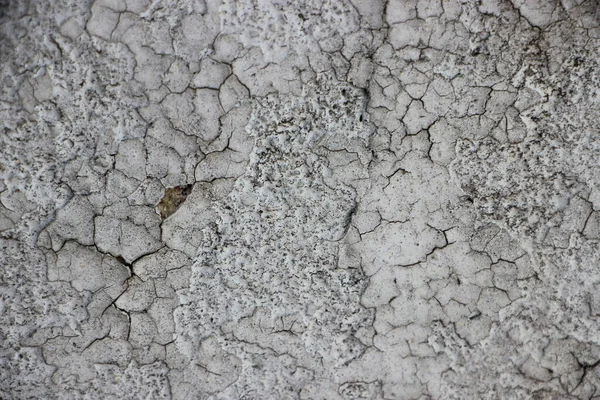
[157, 185, 193, 219]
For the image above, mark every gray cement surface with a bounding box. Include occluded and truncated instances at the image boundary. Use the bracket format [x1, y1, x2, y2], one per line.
[1, 0, 599, 398]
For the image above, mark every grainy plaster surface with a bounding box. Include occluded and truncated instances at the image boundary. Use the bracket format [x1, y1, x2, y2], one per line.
[1, 0, 599, 398]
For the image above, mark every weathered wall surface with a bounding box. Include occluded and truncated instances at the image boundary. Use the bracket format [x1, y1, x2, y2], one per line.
[1, 0, 599, 398]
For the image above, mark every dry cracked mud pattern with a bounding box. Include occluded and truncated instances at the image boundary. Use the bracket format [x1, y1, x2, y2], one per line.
[1, 0, 599, 399]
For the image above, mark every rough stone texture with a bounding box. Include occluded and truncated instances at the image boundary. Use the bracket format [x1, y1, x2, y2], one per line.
[1, 0, 599, 399]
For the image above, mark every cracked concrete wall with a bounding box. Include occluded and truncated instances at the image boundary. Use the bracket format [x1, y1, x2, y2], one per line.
[0, 0, 599, 399]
